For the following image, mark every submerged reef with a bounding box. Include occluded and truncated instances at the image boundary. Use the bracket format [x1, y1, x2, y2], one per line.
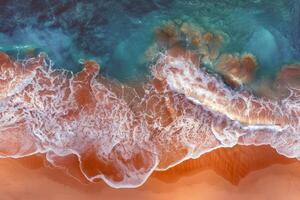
[150, 20, 260, 88]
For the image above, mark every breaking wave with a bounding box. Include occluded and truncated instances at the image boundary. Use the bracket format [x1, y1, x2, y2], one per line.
[0, 43, 300, 188]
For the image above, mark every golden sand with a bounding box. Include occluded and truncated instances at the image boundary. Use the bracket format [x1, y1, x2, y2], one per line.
[0, 145, 299, 200]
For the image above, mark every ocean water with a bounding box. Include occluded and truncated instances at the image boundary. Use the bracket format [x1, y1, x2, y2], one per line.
[1, 0, 300, 190]
[1, 0, 299, 80]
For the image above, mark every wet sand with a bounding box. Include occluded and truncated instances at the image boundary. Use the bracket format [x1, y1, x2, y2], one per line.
[0, 145, 300, 200]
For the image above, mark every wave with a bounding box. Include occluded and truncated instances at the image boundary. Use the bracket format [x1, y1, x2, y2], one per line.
[0, 43, 299, 188]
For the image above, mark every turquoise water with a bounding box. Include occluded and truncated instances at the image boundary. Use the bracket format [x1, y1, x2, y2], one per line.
[0, 0, 299, 81]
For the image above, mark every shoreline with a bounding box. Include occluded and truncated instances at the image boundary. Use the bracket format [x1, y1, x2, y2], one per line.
[0, 145, 299, 200]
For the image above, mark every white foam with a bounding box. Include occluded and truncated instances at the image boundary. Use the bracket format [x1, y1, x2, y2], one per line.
[0, 53, 299, 188]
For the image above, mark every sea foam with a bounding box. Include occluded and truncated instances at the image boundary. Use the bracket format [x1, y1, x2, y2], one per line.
[0, 48, 299, 188]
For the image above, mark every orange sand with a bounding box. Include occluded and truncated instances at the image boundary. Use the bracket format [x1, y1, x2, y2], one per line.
[0, 145, 300, 200]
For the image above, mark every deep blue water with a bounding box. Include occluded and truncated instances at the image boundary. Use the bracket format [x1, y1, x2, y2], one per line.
[0, 0, 300, 81]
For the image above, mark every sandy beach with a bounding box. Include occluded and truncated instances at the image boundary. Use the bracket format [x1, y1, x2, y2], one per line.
[0, 145, 299, 200]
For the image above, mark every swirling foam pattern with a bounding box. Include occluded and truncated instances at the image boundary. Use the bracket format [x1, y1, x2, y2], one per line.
[0, 46, 299, 188]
